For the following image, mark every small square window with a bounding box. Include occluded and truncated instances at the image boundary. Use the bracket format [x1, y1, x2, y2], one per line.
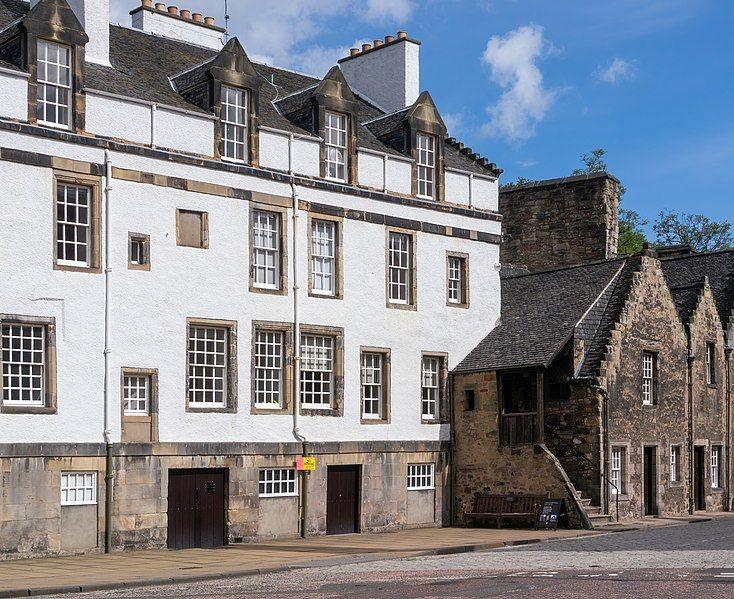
[258, 468, 298, 497]
[128, 233, 150, 270]
[176, 209, 208, 249]
[61, 471, 97, 505]
[123, 374, 150, 415]
[407, 464, 435, 490]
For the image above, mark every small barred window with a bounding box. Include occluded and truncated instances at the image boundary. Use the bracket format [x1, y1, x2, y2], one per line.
[407, 464, 435, 490]
[258, 468, 297, 497]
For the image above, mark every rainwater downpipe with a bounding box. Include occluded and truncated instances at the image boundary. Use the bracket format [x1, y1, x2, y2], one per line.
[686, 325, 695, 515]
[103, 149, 114, 553]
[725, 344, 732, 511]
[150, 103, 157, 149]
[468, 173, 474, 208]
[289, 134, 309, 538]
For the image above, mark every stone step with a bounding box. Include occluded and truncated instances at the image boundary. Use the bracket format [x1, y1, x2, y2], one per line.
[587, 513, 613, 524]
[579, 497, 592, 507]
[584, 506, 603, 516]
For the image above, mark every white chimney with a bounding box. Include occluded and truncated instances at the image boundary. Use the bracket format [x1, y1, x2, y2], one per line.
[130, 2, 224, 51]
[338, 31, 420, 113]
[30, 0, 111, 66]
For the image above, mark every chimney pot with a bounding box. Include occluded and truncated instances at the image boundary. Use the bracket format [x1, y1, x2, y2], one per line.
[142, 0, 153, 7]
[154, 2, 165, 10]
[373, 39, 383, 47]
[192, 12, 203, 22]
[385, 34, 395, 43]
[167, 5, 178, 15]
[362, 43, 372, 52]
[349, 48, 359, 57]
[204, 16, 215, 25]
[397, 30, 408, 39]
[180, 9, 190, 18]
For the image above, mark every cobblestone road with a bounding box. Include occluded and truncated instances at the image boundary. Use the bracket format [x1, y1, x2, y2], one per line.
[47, 518, 734, 598]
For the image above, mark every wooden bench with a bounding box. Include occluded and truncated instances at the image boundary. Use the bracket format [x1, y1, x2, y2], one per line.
[464, 493, 548, 528]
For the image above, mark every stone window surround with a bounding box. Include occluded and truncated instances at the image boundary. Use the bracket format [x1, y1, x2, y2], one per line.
[669, 442, 684, 487]
[175, 208, 209, 249]
[127, 232, 151, 271]
[250, 320, 294, 416]
[248, 202, 289, 296]
[314, 90, 359, 186]
[445, 251, 470, 308]
[385, 227, 418, 311]
[359, 346, 392, 425]
[307, 213, 344, 300]
[609, 441, 631, 500]
[184, 317, 238, 413]
[408, 128, 445, 203]
[298, 324, 345, 418]
[420, 351, 449, 425]
[119, 366, 159, 443]
[0, 313, 57, 414]
[53, 170, 102, 274]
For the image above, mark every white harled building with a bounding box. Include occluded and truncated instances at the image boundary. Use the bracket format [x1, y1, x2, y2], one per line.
[0, 0, 502, 557]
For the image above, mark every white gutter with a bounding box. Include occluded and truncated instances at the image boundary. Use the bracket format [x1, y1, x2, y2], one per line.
[445, 166, 498, 182]
[259, 125, 322, 142]
[357, 146, 412, 163]
[0, 65, 30, 79]
[84, 88, 215, 120]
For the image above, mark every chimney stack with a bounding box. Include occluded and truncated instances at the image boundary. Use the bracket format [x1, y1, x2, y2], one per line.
[130, 1, 225, 50]
[338, 31, 420, 113]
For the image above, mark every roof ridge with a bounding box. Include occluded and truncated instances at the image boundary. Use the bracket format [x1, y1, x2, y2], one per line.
[505, 256, 629, 279]
[660, 247, 734, 262]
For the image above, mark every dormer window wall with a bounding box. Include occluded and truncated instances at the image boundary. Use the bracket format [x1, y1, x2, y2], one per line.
[36, 40, 72, 129]
[325, 111, 349, 182]
[220, 86, 248, 163]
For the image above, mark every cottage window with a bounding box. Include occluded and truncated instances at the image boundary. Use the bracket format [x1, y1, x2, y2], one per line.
[611, 447, 626, 494]
[388, 232, 413, 305]
[220, 86, 248, 162]
[187, 325, 228, 408]
[61, 472, 97, 506]
[447, 254, 468, 306]
[176, 209, 208, 249]
[642, 351, 657, 405]
[123, 374, 149, 415]
[324, 111, 348, 181]
[128, 233, 150, 270]
[670, 445, 681, 483]
[300, 334, 333, 408]
[252, 210, 281, 289]
[416, 133, 436, 199]
[407, 464, 435, 490]
[254, 329, 284, 408]
[37, 40, 72, 128]
[1, 323, 46, 406]
[421, 356, 441, 420]
[259, 468, 297, 497]
[361, 352, 385, 420]
[56, 183, 92, 267]
[706, 343, 716, 385]
[311, 220, 336, 296]
[712, 446, 721, 489]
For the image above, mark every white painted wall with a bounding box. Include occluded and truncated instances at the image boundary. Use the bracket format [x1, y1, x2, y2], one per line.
[386, 158, 413, 195]
[472, 176, 499, 212]
[154, 107, 214, 156]
[0, 130, 501, 445]
[259, 130, 291, 172]
[0, 71, 28, 121]
[86, 94, 151, 145]
[131, 9, 223, 50]
[69, 0, 110, 66]
[357, 151, 383, 190]
[445, 169, 499, 211]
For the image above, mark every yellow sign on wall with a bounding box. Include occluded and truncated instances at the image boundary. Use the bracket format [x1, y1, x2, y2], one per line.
[296, 456, 317, 471]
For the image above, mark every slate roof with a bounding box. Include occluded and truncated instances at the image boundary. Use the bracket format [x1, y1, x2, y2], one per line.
[454, 258, 629, 373]
[0, 0, 496, 174]
[669, 283, 706, 324]
[660, 249, 734, 327]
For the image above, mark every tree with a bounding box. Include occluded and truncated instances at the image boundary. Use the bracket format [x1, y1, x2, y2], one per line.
[653, 211, 733, 253]
[572, 148, 608, 175]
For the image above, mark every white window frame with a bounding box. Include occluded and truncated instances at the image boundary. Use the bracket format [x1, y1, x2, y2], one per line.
[37, 40, 72, 129]
[258, 468, 298, 497]
[407, 463, 435, 490]
[421, 356, 440, 420]
[388, 232, 412, 305]
[123, 374, 150, 415]
[706, 343, 716, 385]
[361, 352, 383, 420]
[1, 323, 46, 406]
[220, 86, 248, 163]
[187, 325, 228, 408]
[311, 219, 336, 296]
[324, 110, 348, 182]
[416, 133, 436, 199]
[252, 210, 281, 290]
[56, 183, 91, 267]
[712, 446, 720, 489]
[300, 334, 333, 409]
[447, 256, 464, 304]
[642, 351, 655, 405]
[611, 447, 624, 495]
[253, 329, 284, 409]
[670, 445, 680, 483]
[61, 472, 97, 506]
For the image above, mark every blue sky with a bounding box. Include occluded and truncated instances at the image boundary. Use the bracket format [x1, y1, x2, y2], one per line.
[110, 1, 734, 232]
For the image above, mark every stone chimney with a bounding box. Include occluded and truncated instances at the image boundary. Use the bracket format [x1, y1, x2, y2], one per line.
[499, 173, 621, 272]
[129, 1, 225, 50]
[338, 31, 420, 113]
[31, 0, 110, 66]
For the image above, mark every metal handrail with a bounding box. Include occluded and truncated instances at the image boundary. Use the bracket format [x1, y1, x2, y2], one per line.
[546, 426, 619, 523]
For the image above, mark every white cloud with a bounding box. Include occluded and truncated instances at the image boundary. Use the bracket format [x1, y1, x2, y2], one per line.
[480, 24, 557, 142]
[595, 57, 637, 84]
[442, 112, 464, 137]
[359, 0, 415, 22]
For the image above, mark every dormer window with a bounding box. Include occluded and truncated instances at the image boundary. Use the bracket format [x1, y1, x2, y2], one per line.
[37, 40, 72, 129]
[325, 111, 348, 181]
[416, 132, 436, 199]
[220, 86, 248, 163]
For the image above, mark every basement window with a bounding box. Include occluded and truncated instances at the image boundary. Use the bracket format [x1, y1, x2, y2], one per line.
[259, 468, 297, 497]
[407, 464, 435, 490]
[61, 472, 97, 506]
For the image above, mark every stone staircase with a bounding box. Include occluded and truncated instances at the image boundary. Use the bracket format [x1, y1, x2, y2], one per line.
[576, 490, 613, 527]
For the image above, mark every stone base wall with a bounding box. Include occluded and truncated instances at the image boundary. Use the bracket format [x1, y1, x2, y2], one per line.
[0, 441, 448, 560]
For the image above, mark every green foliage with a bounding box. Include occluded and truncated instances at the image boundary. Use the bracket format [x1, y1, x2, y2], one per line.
[618, 208, 648, 255]
[653, 210, 733, 253]
[572, 148, 608, 175]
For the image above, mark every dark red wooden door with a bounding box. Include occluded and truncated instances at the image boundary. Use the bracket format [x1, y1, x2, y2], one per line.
[326, 465, 360, 535]
[168, 469, 225, 549]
